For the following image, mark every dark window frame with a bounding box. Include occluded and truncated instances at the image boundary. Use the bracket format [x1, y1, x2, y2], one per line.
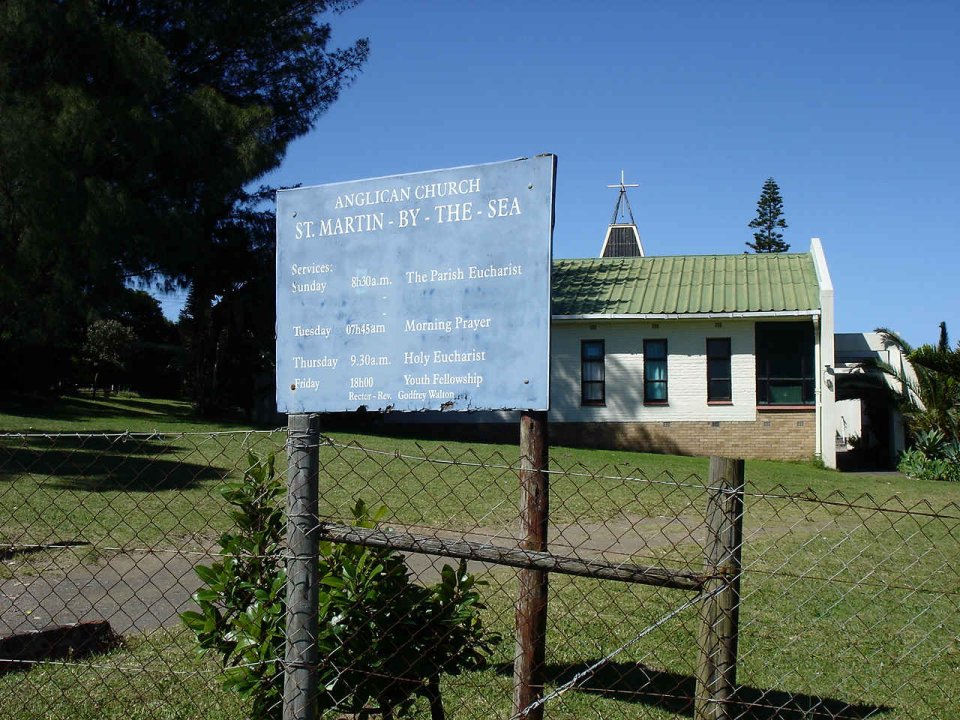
[706, 337, 733, 403]
[643, 338, 668, 404]
[755, 322, 816, 406]
[580, 339, 605, 406]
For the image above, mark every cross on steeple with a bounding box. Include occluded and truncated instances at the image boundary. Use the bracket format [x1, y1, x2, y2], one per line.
[607, 170, 638, 225]
[608, 170, 639, 191]
[599, 170, 645, 257]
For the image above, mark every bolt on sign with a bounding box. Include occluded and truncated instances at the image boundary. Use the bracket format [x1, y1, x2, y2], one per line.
[276, 155, 555, 413]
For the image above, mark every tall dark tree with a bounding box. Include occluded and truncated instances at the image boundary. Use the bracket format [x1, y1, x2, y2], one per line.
[0, 0, 368, 395]
[747, 177, 790, 253]
[177, 187, 278, 415]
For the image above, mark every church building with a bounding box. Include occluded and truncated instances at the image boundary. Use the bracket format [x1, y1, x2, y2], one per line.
[545, 175, 837, 467]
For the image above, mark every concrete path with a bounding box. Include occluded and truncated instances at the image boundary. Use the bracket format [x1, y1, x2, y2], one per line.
[1, 515, 703, 638]
[1, 548, 205, 636]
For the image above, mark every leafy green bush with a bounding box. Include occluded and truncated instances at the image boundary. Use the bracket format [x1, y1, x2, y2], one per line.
[314, 501, 500, 719]
[898, 447, 960, 482]
[182, 453, 500, 720]
[942, 440, 960, 466]
[912, 429, 947, 457]
[181, 452, 286, 718]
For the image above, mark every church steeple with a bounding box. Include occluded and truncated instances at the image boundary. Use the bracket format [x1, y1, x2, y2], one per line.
[599, 171, 645, 257]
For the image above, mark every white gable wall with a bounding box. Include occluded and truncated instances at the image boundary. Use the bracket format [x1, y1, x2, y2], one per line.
[811, 238, 836, 469]
[550, 319, 758, 422]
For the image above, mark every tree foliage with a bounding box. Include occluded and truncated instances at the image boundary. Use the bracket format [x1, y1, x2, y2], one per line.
[82, 318, 136, 395]
[0, 0, 368, 394]
[747, 177, 789, 253]
[873, 325, 960, 444]
[183, 455, 500, 720]
[912, 342, 960, 380]
[90, 287, 185, 396]
[896, 324, 960, 479]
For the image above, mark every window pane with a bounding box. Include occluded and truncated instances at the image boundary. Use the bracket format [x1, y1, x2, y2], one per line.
[770, 384, 802, 403]
[646, 381, 667, 401]
[645, 339, 667, 359]
[708, 357, 730, 378]
[707, 337, 732, 402]
[707, 338, 730, 358]
[709, 379, 731, 401]
[644, 339, 668, 402]
[582, 362, 603, 382]
[647, 360, 667, 381]
[581, 340, 605, 405]
[582, 341, 604, 360]
[582, 383, 604, 402]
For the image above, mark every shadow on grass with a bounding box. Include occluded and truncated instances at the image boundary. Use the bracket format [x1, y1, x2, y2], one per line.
[0, 393, 260, 430]
[496, 662, 889, 719]
[2, 434, 186, 457]
[1, 394, 186, 423]
[0, 444, 227, 491]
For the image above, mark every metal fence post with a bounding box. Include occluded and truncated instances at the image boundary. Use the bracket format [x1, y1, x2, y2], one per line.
[513, 410, 549, 720]
[695, 457, 745, 720]
[284, 414, 321, 720]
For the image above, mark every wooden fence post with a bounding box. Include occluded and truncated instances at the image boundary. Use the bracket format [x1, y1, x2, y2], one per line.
[513, 410, 549, 720]
[695, 457, 745, 720]
[284, 413, 321, 720]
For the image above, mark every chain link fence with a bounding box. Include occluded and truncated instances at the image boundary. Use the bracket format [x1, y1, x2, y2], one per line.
[0, 428, 958, 719]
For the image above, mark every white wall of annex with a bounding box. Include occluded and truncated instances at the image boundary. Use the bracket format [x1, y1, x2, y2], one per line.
[549, 319, 758, 423]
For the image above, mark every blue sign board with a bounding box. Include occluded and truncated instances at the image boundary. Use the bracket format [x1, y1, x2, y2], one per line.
[276, 155, 555, 413]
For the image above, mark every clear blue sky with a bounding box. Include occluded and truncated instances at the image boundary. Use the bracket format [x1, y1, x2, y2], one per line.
[163, 1, 959, 348]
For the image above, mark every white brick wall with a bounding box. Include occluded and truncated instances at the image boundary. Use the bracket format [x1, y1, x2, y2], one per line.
[549, 319, 758, 422]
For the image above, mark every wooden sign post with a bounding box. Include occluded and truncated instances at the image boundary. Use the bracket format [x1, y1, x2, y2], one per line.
[513, 410, 549, 719]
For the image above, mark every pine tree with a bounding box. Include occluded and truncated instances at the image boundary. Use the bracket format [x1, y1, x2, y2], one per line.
[747, 178, 790, 252]
[0, 0, 368, 393]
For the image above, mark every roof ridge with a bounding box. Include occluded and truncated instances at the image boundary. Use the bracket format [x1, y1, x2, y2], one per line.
[555, 251, 809, 263]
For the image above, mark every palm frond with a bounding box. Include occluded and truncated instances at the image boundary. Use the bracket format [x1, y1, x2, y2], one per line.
[909, 345, 960, 378]
[874, 326, 913, 355]
[854, 356, 923, 409]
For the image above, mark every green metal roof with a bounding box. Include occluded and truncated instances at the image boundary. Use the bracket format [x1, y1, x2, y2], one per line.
[552, 253, 821, 316]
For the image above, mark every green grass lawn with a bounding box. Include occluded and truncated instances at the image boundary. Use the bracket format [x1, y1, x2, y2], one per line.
[1, 394, 958, 719]
[1, 394, 284, 557]
[4, 393, 953, 571]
